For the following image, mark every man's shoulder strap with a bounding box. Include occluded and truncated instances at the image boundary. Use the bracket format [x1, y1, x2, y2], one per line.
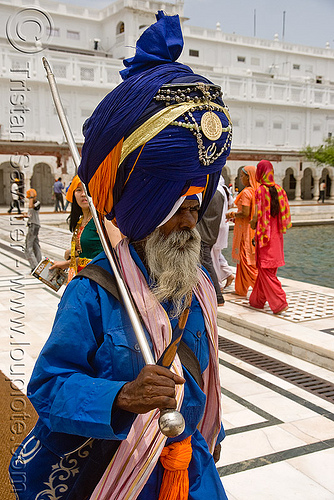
[74, 264, 203, 388]
[75, 264, 123, 304]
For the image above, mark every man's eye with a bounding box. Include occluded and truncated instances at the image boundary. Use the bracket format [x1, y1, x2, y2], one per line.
[190, 206, 200, 212]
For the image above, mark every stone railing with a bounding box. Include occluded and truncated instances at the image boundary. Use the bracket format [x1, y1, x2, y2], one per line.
[183, 25, 334, 58]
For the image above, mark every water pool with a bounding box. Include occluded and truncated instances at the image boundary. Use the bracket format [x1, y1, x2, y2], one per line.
[224, 225, 334, 289]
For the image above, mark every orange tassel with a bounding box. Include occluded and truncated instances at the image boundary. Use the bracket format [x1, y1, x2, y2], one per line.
[158, 436, 192, 500]
[88, 138, 124, 215]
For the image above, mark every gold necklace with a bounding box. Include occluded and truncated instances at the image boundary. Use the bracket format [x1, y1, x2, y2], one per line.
[74, 214, 92, 255]
[81, 214, 92, 229]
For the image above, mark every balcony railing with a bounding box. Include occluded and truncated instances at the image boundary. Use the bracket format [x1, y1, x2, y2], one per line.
[2, 42, 334, 110]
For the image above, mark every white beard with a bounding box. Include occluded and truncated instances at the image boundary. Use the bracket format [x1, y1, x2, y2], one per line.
[144, 227, 201, 318]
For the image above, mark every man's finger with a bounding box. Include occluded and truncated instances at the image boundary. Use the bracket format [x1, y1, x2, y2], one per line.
[151, 365, 185, 384]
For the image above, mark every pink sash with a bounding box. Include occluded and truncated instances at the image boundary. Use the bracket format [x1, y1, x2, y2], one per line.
[90, 239, 222, 500]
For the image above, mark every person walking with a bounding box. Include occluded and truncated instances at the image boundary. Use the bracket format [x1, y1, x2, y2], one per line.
[9, 11, 232, 499]
[53, 177, 65, 212]
[211, 175, 234, 290]
[24, 189, 42, 270]
[63, 182, 71, 211]
[227, 166, 259, 296]
[197, 189, 225, 306]
[318, 179, 326, 203]
[7, 178, 22, 214]
[16, 189, 42, 271]
[249, 160, 292, 314]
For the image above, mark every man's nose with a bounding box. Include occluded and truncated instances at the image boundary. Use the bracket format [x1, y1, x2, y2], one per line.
[179, 209, 198, 230]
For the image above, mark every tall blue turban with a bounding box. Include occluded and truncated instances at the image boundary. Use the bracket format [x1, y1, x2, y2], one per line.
[78, 11, 232, 241]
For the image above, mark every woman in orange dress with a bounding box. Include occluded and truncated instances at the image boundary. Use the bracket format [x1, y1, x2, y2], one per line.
[228, 166, 259, 296]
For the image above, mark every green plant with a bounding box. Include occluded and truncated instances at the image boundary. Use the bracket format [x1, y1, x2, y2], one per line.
[302, 137, 334, 167]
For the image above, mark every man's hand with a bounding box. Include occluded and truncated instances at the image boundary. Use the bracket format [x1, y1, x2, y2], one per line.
[115, 365, 185, 414]
[250, 219, 257, 230]
[225, 211, 236, 220]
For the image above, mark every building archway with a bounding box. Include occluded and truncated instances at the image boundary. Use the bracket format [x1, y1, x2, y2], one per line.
[116, 21, 125, 34]
[234, 166, 244, 193]
[0, 162, 24, 206]
[320, 168, 331, 198]
[222, 165, 231, 187]
[0, 162, 13, 205]
[31, 163, 55, 205]
[301, 167, 314, 200]
[283, 168, 296, 200]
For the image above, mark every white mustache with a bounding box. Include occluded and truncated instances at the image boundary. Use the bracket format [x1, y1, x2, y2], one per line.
[145, 227, 201, 318]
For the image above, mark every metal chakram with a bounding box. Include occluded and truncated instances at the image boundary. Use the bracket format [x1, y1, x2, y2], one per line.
[201, 111, 223, 141]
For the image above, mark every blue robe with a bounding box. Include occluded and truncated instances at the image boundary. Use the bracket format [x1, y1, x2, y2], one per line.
[9, 246, 227, 499]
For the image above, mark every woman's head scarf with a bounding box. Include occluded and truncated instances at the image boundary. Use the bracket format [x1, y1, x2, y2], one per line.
[26, 188, 37, 199]
[234, 165, 258, 206]
[78, 11, 232, 241]
[243, 165, 258, 191]
[255, 160, 292, 247]
[232, 166, 258, 260]
[65, 175, 81, 203]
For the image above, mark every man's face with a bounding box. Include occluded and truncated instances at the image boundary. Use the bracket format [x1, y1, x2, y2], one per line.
[144, 201, 202, 318]
[159, 199, 200, 237]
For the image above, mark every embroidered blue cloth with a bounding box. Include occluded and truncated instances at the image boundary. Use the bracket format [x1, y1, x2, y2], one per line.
[9, 248, 227, 499]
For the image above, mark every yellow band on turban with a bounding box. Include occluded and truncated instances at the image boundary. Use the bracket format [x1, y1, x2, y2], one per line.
[120, 101, 230, 166]
[86, 101, 231, 218]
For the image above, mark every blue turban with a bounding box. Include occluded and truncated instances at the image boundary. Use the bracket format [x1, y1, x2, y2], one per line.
[78, 11, 232, 241]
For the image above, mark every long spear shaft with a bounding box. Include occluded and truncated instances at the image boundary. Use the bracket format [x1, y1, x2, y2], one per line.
[42, 57, 185, 437]
[42, 57, 154, 366]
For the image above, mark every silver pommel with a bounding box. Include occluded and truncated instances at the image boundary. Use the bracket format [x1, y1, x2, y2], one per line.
[158, 409, 185, 437]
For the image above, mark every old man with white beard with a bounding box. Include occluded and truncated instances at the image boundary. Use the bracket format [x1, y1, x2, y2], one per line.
[10, 11, 232, 500]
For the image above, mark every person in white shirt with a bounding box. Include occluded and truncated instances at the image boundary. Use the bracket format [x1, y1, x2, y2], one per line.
[318, 180, 326, 203]
[8, 178, 22, 214]
[211, 175, 234, 290]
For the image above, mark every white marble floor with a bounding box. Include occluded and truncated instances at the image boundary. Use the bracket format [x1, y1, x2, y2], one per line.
[0, 248, 62, 391]
[218, 275, 334, 373]
[217, 327, 334, 500]
[228, 289, 334, 323]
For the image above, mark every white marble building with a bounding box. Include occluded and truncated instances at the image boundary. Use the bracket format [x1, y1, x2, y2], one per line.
[0, 0, 333, 205]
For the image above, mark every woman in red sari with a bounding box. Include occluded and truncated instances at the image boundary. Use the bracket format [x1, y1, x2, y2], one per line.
[228, 165, 259, 296]
[249, 160, 292, 314]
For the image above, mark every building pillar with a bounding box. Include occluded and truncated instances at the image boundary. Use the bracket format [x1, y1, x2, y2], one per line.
[230, 168, 237, 193]
[275, 173, 284, 187]
[330, 172, 334, 200]
[313, 175, 320, 200]
[62, 155, 69, 175]
[295, 176, 302, 201]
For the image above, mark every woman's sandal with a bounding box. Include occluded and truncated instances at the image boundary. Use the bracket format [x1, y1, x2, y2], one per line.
[274, 305, 289, 315]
